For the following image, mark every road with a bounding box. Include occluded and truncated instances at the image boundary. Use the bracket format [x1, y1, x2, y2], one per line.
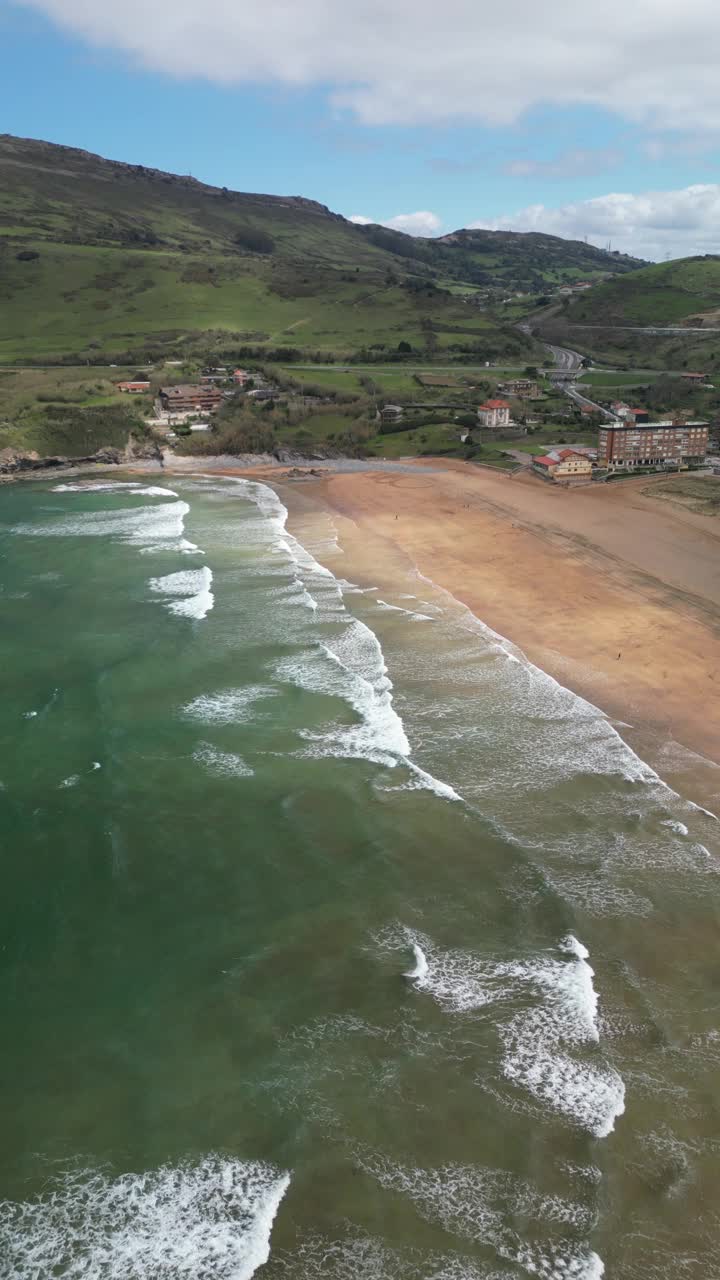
[539, 335, 617, 418]
[541, 342, 584, 373]
[562, 325, 720, 334]
[563, 385, 618, 420]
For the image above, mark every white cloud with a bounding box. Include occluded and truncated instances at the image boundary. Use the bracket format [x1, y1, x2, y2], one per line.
[17, 0, 720, 129]
[477, 183, 720, 261]
[349, 211, 442, 237]
[384, 211, 442, 236]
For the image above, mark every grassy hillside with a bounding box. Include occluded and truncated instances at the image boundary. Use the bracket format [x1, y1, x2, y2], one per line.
[556, 256, 720, 327]
[430, 229, 643, 290]
[0, 135, 642, 364]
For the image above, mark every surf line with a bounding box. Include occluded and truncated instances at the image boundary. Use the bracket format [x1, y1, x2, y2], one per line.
[213, 475, 464, 805]
[408, 562, 712, 817]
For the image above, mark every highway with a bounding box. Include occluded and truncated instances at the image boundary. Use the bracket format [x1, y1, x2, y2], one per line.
[539, 336, 617, 419]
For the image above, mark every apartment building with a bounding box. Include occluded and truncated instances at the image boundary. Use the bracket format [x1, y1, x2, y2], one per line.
[597, 420, 709, 471]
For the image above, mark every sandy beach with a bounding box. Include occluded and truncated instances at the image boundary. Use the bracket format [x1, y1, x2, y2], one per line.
[272, 460, 720, 808]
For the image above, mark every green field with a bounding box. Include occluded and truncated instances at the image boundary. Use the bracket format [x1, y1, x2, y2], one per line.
[579, 369, 664, 386]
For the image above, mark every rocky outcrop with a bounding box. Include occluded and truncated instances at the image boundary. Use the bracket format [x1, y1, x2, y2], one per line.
[0, 429, 163, 479]
[0, 445, 124, 477]
[124, 434, 164, 463]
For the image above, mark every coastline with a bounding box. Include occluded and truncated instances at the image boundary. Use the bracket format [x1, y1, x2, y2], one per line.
[42, 453, 719, 808]
[272, 460, 720, 811]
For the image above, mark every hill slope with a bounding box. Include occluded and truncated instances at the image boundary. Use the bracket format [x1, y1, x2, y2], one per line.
[557, 256, 720, 327]
[0, 134, 640, 363]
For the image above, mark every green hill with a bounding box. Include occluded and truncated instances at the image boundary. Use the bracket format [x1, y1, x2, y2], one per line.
[0, 135, 642, 365]
[556, 256, 720, 327]
[430, 228, 642, 290]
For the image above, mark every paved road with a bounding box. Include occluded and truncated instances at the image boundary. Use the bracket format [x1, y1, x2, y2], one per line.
[563, 325, 720, 334]
[537, 335, 617, 419]
[542, 342, 584, 373]
[564, 386, 617, 420]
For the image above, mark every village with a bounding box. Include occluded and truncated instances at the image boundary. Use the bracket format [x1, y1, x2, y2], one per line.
[114, 361, 716, 486]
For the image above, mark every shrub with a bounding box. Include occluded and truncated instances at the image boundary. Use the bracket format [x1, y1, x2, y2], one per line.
[234, 228, 275, 254]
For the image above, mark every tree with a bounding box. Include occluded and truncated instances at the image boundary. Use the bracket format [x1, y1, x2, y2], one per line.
[397, 341, 412, 354]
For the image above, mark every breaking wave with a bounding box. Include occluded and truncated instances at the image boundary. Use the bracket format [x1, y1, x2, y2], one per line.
[381, 926, 624, 1137]
[15, 500, 199, 554]
[149, 566, 214, 619]
[0, 1156, 290, 1280]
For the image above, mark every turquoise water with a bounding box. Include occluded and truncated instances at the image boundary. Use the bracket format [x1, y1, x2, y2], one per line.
[1, 473, 719, 1279]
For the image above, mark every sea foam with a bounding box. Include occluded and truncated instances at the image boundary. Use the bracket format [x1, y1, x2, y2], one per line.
[0, 1156, 290, 1280]
[213, 478, 460, 801]
[358, 1153, 603, 1280]
[149, 566, 214, 619]
[53, 481, 178, 498]
[182, 686, 278, 725]
[386, 927, 624, 1138]
[500, 937, 626, 1139]
[15, 500, 199, 555]
[193, 743, 254, 778]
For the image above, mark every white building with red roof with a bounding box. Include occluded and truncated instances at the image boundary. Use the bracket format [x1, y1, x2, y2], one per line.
[477, 398, 511, 429]
[531, 448, 593, 482]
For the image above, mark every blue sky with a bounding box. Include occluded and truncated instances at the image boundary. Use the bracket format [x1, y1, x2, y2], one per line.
[4, 1, 720, 259]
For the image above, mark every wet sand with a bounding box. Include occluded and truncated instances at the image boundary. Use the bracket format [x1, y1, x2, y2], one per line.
[275, 461, 720, 809]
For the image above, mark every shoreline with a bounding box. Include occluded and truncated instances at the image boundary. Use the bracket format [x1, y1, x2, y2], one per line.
[272, 461, 720, 811]
[27, 454, 719, 808]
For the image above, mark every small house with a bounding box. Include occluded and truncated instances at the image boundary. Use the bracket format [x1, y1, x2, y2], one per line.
[532, 448, 593, 482]
[116, 380, 150, 394]
[477, 399, 511, 429]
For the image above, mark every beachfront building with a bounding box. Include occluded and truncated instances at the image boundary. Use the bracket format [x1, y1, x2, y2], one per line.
[116, 380, 150, 393]
[159, 385, 224, 414]
[477, 399, 511, 429]
[597, 420, 709, 471]
[532, 449, 593, 482]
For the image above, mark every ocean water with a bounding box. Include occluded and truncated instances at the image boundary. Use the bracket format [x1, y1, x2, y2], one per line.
[1, 473, 719, 1280]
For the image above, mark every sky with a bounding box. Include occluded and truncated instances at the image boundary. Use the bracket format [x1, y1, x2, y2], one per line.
[3, 0, 720, 261]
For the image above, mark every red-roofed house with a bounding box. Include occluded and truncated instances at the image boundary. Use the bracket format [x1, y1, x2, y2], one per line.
[477, 399, 511, 429]
[232, 368, 250, 386]
[532, 448, 593, 482]
[116, 380, 150, 394]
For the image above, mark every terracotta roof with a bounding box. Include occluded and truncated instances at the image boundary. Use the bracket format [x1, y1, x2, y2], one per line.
[479, 399, 511, 410]
[533, 455, 555, 467]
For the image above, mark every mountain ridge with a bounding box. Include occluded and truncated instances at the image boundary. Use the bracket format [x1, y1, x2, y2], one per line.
[0, 134, 645, 363]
